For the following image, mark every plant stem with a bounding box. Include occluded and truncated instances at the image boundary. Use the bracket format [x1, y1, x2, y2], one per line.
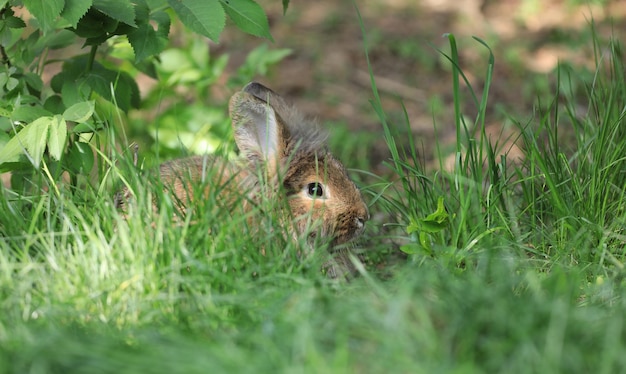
[87, 45, 98, 72]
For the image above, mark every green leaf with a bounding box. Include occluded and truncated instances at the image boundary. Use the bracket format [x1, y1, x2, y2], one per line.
[406, 220, 419, 235]
[399, 244, 420, 255]
[282, 0, 289, 15]
[66, 141, 94, 174]
[47, 115, 67, 160]
[219, 0, 273, 41]
[34, 30, 76, 50]
[61, 80, 91, 108]
[44, 95, 65, 114]
[419, 232, 432, 252]
[127, 23, 167, 61]
[25, 117, 51, 167]
[406, 196, 449, 243]
[231, 44, 290, 86]
[24, 72, 44, 92]
[72, 9, 117, 39]
[72, 122, 99, 133]
[419, 197, 450, 233]
[93, 0, 137, 26]
[0, 117, 51, 167]
[168, 0, 225, 41]
[61, 0, 94, 28]
[22, 0, 64, 33]
[84, 69, 140, 112]
[63, 101, 95, 123]
[12, 105, 53, 123]
[152, 11, 171, 38]
[4, 15, 27, 28]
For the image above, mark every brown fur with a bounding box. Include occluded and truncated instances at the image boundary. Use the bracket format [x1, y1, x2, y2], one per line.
[117, 82, 369, 276]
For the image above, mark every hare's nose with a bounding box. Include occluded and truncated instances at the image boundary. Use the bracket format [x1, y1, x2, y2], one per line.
[356, 217, 365, 228]
[356, 214, 368, 229]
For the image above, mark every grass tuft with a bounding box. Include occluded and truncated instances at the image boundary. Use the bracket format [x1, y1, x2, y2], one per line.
[2, 14, 626, 373]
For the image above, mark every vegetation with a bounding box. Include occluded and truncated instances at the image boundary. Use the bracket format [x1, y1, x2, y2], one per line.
[2, 1, 626, 373]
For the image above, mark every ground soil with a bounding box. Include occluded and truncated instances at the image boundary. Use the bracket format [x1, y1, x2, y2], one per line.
[214, 0, 626, 173]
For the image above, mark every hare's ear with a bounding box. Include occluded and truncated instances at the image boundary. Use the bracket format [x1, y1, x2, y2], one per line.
[229, 84, 289, 167]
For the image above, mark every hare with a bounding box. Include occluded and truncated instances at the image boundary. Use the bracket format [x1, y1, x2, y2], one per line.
[117, 82, 369, 275]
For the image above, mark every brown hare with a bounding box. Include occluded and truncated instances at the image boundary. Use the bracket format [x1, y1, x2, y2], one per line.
[117, 82, 369, 277]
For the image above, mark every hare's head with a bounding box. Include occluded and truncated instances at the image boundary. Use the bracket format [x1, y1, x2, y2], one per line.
[230, 82, 369, 247]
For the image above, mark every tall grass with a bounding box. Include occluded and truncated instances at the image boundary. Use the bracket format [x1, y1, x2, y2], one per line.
[1, 20, 626, 373]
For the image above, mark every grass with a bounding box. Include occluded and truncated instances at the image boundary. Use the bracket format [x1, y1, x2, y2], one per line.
[2, 22, 626, 373]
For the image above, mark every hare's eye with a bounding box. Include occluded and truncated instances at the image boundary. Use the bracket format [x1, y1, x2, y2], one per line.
[306, 182, 324, 198]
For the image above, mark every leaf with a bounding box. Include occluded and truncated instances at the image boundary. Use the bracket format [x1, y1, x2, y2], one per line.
[47, 115, 67, 160]
[11, 105, 53, 123]
[419, 232, 432, 252]
[24, 117, 51, 167]
[152, 11, 171, 38]
[406, 196, 449, 242]
[127, 22, 168, 61]
[22, 0, 64, 33]
[34, 30, 76, 51]
[406, 220, 419, 235]
[418, 197, 450, 233]
[84, 69, 140, 112]
[0, 117, 51, 167]
[66, 141, 94, 174]
[282, 0, 289, 15]
[63, 101, 95, 123]
[168, 0, 225, 41]
[61, 0, 93, 28]
[60, 80, 92, 108]
[72, 8, 117, 39]
[5, 15, 27, 28]
[23, 72, 43, 93]
[219, 0, 272, 41]
[399, 244, 420, 255]
[93, 0, 137, 26]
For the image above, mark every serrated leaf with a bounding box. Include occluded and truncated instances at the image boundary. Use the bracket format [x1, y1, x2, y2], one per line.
[61, 0, 93, 27]
[145, 0, 167, 9]
[25, 117, 51, 167]
[0, 131, 25, 165]
[152, 11, 171, 38]
[93, 0, 137, 26]
[168, 0, 225, 41]
[5, 15, 27, 28]
[0, 117, 51, 166]
[48, 115, 67, 160]
[85, 69, 139, 112]
[127, 23, 167, 61]
[63, 101, 95, 123]
[22, 0, 64, 33]
[219, 0, 272, 41]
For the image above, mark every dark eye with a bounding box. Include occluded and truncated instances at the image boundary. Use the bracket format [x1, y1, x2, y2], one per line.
[307, 182, 324, 198]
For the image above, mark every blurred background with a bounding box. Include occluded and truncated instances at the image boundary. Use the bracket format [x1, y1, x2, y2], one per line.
[180, 0, 625, 174]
